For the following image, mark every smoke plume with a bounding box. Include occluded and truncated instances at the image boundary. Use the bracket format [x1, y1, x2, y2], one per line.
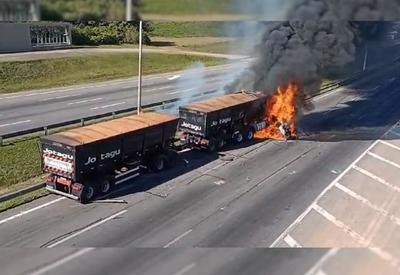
[231, 0, 400, 96]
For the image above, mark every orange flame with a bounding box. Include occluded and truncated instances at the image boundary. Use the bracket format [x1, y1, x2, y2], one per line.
[255, 82, 299, 140]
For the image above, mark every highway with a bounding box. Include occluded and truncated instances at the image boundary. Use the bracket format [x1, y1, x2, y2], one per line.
[0, 61, 248, 137]
[0, 59, 399, 274]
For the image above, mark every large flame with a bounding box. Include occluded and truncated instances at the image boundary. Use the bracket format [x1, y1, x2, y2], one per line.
[255, 82, 299, 140]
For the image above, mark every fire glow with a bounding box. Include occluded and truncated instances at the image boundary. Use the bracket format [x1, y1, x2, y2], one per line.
[255, 82, 299, 141]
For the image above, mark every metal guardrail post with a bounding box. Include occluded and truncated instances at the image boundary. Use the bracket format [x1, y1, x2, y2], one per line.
[0, 136, 3, 147]
[44, 126, 48, 136]
[81, 118, 85, 127]
[112, 112, 116, 119]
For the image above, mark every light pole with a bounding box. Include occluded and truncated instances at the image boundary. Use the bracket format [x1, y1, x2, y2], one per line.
[126, 0, 132, 21]
[363, 45, 368, 71]
[137, 20, 143, 114]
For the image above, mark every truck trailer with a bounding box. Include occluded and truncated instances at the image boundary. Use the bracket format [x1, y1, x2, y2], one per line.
[178, 91, 268, 152]
[41, 112, 179, 203]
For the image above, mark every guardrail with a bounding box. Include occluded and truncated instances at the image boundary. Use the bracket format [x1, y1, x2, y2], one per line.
[0, 89, 219, 146]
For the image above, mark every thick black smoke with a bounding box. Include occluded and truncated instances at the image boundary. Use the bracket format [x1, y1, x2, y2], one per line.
[231, 0, 400, 96]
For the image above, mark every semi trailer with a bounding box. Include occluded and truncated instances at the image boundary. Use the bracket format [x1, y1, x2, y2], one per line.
[41, 91, 270, 203]
[178, 91, 268, 152]
[41, 112, 179, 203]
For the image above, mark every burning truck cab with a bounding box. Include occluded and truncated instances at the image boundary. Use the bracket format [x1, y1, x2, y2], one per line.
[177, 91, 268, 152]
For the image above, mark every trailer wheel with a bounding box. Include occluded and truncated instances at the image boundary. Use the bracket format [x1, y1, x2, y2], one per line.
[217, 137, 225, 150]
[100, 180, 111, 195]
[81, 184, 95, 203]
[235, 132, 244, 143]
[244, 128, 255, 141]
[150, 154, 167, 172]
[207, 138, 217, 153]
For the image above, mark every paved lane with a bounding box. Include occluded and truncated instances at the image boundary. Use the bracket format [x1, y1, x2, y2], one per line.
[0, 61, 249, 136]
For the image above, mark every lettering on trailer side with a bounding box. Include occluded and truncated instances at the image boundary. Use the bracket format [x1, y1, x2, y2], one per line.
[43, 148, 74, 160]
[219, 117, 232, 124]
[181, 121, 202, 132]
[84, 149, 121, 166]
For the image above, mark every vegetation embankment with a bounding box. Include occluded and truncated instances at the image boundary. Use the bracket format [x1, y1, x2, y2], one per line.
[0, 53, 225, 93]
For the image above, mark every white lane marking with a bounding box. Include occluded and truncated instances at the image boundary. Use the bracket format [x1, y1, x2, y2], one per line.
[390, 129, 400, 138]
[168, 75, 181, 81]
[312, 204, 369, 246]
[353, 165, 400, 193]
[367, 152, 400, 169]
[39, 95, 74, 102]
[202, 162, 228, 175]
[163, 229, 193, 248]
[315, 270, 327, 275]
[304, 248, 339, 275]
[47, 210, 127, 248]
[335, 182, 400, 227]
[380, 140, 400, 151]
[172, 263, 196, 275]
[270, 140, 380, 247]
[30, 248, 94, 275]
[369, 247, 400, 270]
[91, 102, 126, 111]
[168, 88, 196, 95]
[0, 120, 31, 128]
[0, 197, 65, 226]
[68, 98, 103, 106]
[284, 235, 301, 248]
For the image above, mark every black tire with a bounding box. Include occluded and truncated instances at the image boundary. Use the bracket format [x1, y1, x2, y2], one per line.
[244, 127, 255, 141]
[150, 154, 167, 172]
[207, 138, 217, 153]
[217, 137, 225, 150]
[235, 132, 244, 143]
[100, 179, 112, 195]
[166, 150, 178, 168]
[80, 184, 96, 204]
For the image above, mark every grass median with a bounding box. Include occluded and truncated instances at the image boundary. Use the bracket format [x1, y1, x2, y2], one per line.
[0, 53, 225, 93]
[0, 138, 42, 191]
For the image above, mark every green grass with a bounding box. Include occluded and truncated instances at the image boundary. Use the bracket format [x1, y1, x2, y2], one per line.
[181, 40, 251, 55]
[150, 22, 226, 38]
[0, 188, 49, 213]
[0, 53, 225, 93]
[142, 0, 234, 15]
[0, 138, 42, 189]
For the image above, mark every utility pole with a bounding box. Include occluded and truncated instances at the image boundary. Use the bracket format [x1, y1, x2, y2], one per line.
[126, 0, 132, 21]
[363, 45, 368, 71]
[137, 20, 143, 114]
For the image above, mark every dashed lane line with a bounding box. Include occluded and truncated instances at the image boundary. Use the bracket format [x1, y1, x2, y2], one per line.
[91, 102, 126, 111]
[0, 120, 31, 128]
[163, 229, 193, 248]
[30, 248, 94, 275]
[0, 197, 65, 226]
[47, 210, 128, 248]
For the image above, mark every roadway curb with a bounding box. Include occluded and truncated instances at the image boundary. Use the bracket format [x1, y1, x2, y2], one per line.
[0, 183, 46, 203]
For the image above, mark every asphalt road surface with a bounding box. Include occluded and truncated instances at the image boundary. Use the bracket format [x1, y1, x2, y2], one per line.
[0, 59, 399, 274]
[0, 61, 249, 137]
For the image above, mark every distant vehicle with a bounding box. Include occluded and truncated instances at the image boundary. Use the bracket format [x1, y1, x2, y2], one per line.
[40, 112, 179, 203]
[178, 91, 268, 152]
